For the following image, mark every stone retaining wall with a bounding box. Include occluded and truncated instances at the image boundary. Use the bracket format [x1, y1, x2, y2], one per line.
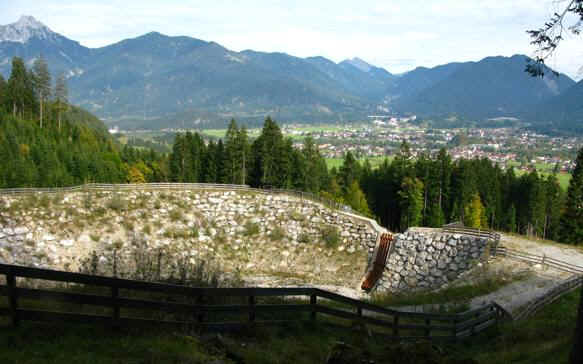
[376, 228, 491, 292]
[0, 190, 384, 289]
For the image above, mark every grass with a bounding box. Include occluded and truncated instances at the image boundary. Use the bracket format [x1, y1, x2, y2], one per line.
[321, 225, 340, 248]
[0, 323, 228, 364]
[457, 288, 580, 363]
[370, 271, 530, 308]
[0, 283, 579, 363]
[325, 155, 393, 170]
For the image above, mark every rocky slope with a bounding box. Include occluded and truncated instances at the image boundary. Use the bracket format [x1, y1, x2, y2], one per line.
[0, 189, 380, 292]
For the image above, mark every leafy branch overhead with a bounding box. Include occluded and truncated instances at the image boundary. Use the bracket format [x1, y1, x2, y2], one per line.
[526, 0, 583, 77]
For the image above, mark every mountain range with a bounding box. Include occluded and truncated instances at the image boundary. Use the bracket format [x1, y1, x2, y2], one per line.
[0, 16, 580, 131]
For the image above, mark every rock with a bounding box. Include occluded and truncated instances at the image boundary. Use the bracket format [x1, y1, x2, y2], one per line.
[60, 239, 74, 247]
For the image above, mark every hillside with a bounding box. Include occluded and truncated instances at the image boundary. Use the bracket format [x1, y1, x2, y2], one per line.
[529, 79, 583, 134]
[392, 55, 575, 119]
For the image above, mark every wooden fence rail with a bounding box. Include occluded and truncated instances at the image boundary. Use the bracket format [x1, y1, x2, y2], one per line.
[0, 263, 502, 340]
[495, 246, 583, 274]
[512, 275, 583, 321]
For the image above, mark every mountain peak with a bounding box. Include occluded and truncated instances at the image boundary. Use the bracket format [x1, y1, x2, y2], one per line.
[0, 15, 55, 43]
[343, 57, 373, 72]
[16, 15, 46, 29]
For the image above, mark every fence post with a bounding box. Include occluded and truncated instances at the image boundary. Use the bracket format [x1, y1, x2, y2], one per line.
[7, 268, 19, 327]
[197, 295, 204, 323]
[249, 295, 256, 323]
[425, 318, 431, 338]
[111, 285, 120, 330]
[452, 317, 457, 342]
[310, 294, 317, 321]
[393, 314, 399, 337]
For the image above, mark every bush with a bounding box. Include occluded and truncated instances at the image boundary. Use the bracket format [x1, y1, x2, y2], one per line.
[291, 210, 305, 222]
[244, 221, 260, 236]
[106, 194, 126, 212]
[169, 209, 184, 222]
[298, 232, 311, 244]
[321, 226, 340, 248]
[269, 226, 286, 241]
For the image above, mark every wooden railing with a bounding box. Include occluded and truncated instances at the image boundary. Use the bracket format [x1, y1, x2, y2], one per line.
[495, 246, 583, 274]
[512, 275, 583, 321]
[0, 263, 502, 340]
[441, 225, 501, 243]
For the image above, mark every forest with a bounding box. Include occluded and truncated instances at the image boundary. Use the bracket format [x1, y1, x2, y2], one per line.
[1, 56, 582, 245]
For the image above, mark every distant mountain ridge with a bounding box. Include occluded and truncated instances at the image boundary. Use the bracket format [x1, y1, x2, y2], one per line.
[0, 15, 578, 131]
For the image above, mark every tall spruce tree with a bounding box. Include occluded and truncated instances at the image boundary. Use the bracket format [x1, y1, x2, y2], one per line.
[54, 72, 68, 130]
[32, 56, 51, 128]
[7, 57, 36, 119]
[0, 74, 6, 113]
[560, 147, 583, 244]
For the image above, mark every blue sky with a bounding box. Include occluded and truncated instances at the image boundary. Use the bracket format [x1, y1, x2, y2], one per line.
[2, 0, 582, 79]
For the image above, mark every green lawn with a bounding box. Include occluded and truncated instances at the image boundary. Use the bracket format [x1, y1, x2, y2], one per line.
[325, 156, 393, 170]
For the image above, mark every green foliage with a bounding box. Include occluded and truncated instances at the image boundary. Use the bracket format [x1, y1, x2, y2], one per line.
[344, 180, 372, 216]
[106, 194, 126, 212]
[243, 221, 260, 236]
[269, 226, 286, 241]
[464, 193, 485, 228]
[560, 147, 583, 244]
[321, 225, 340, 248]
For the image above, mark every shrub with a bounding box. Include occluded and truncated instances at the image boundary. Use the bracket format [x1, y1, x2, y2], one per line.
[244, 221, 260, 236]
[106, 194, 126, 212]
[298, 232, 311, 244]
[291, 210, 305, 222]
[38, 194, 51, 208]
[269, 226, 286, 241]
[321, 226, 340, 248]
[169, 209, 184, 222]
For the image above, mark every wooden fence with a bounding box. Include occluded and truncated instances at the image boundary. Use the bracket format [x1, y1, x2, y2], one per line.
[0, 263, 502, 340]
[512, 275, 583, 321]
[494, 246, 583, 274]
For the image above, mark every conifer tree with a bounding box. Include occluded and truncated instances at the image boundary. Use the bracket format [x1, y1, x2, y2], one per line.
[54, 72, 68, 130]
[560, 147, 583, 245]
[32, 56, 51, 128]
[0, 74, 6, 112]
[7, 57, 36, 118]
[398, 177, 424, 230]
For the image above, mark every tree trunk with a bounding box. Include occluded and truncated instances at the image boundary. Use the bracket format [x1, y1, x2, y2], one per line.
[570, 285, 583, 364]
[39, 95, 43, 129]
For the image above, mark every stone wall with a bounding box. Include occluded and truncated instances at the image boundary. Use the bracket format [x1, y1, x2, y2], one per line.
[0, 189, 384, 291]
[376, 228, 491, 292]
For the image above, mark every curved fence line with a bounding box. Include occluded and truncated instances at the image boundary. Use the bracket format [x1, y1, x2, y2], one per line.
[0, 262, 503, 340]
[512, 275, 583, 321]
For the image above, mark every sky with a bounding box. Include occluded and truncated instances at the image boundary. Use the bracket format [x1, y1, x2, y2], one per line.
[2, 0, 582, 80]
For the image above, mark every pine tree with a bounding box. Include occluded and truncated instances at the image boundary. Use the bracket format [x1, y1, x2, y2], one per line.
[560, 147, 583, 245]
[235, 125, 250, 185]
[0, 74, 6, 113]
[225, 119, 239, 183]
[7, 57, 36, 118]
[345, 180, 372, 216]
[398, 177, 424, 230]
[32, 56, 51, 128]
[54, 72, 68, 130]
